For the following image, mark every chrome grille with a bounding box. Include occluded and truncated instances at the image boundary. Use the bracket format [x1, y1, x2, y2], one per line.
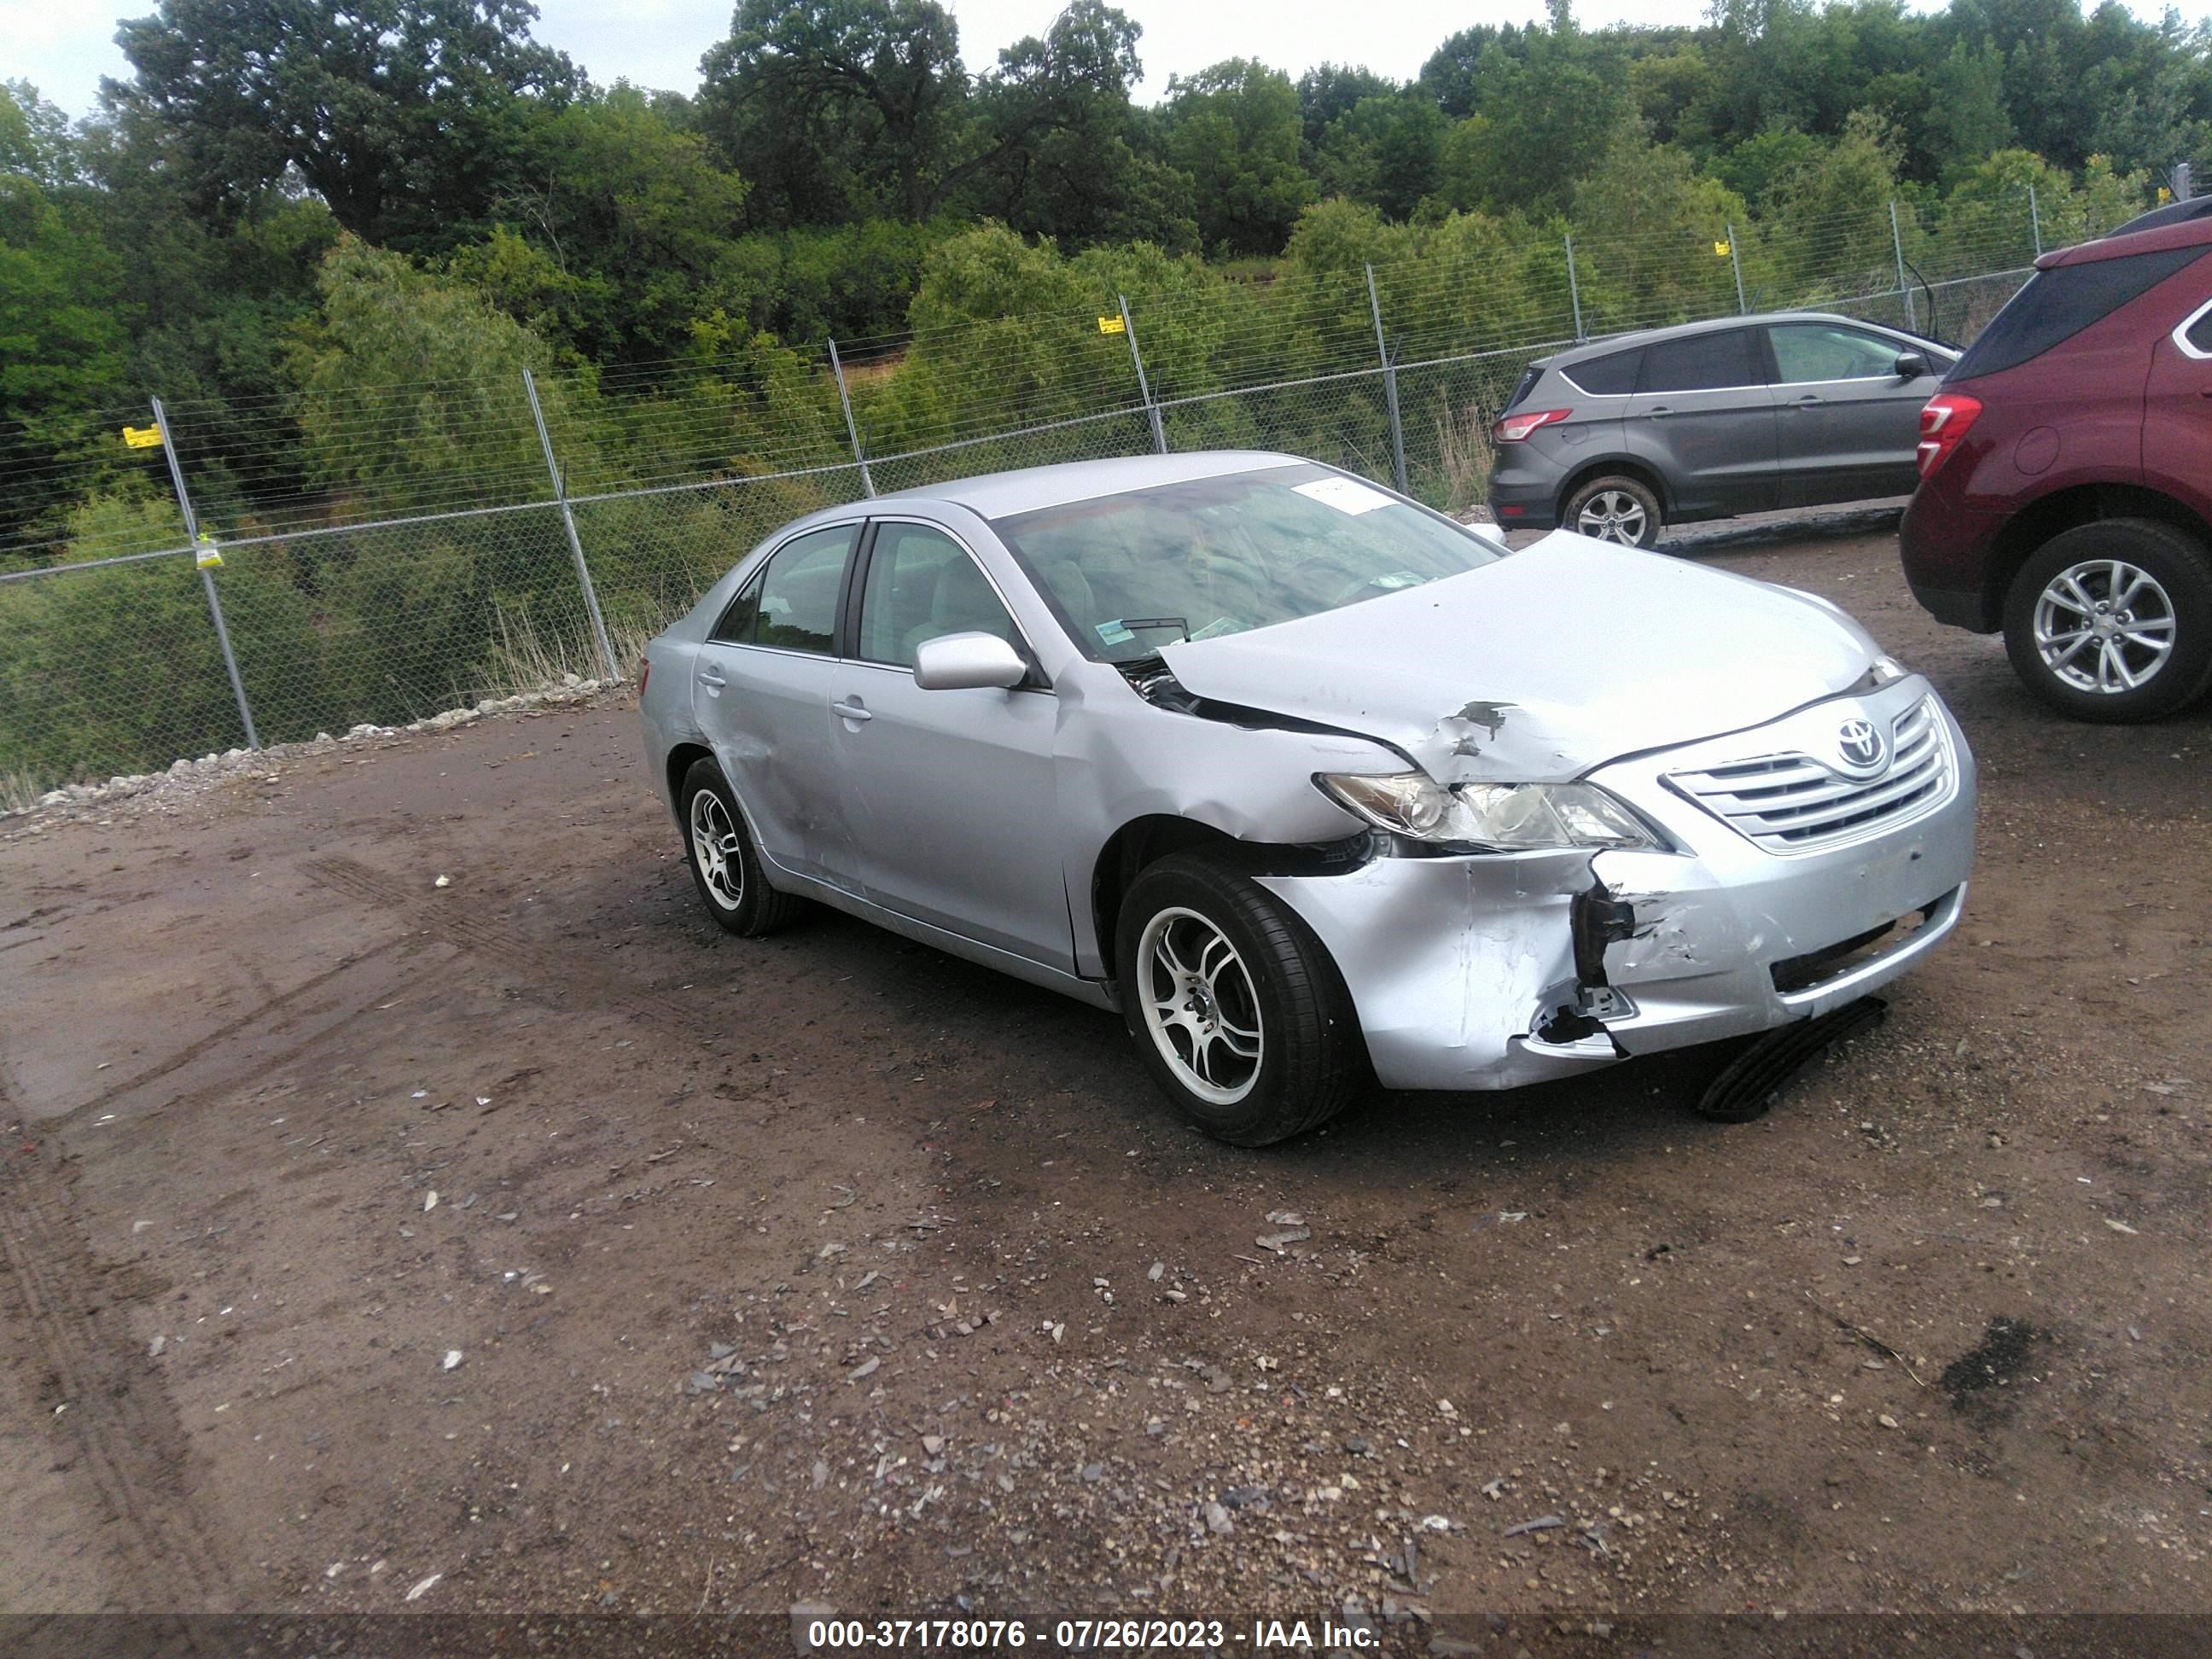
[1665, 696, 1953, 853]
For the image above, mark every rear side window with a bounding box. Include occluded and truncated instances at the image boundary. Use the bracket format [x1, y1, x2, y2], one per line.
[1502, 364, 1543, 412]
[1638, 329, 1758, 393]
[1950, 246, 2208, 381]
[716, 524, 855, 653]
[1565, 347, 1641, 394]
[2180, 300, 2212, 357]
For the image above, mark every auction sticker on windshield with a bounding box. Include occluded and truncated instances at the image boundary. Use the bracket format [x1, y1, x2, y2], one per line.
[1292, 475, 1394, 514]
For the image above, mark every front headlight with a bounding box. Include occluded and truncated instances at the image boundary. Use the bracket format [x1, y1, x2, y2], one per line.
[1318, 772, 1661, 851]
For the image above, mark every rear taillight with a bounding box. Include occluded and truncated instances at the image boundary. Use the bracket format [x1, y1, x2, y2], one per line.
[637, 655, 650, 696]
[1916, 393, 1982, 479]
[1492, 407, 1572, 443]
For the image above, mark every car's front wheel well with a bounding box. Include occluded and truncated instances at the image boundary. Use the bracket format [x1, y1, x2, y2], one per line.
[1090, 817, 1371, 978]
[1557, 458, 1668, 522]
[1985, 484, 2212, 629]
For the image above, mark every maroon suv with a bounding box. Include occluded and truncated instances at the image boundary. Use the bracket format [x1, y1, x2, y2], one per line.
[1901, 214, 2212, 721]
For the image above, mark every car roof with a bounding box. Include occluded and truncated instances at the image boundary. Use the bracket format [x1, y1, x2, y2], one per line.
[870, 450, 1311, 519]
[1541, 311, 1917, 369]
[2040, 206, 2212, 268]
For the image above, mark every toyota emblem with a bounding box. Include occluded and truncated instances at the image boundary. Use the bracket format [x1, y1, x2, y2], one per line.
[1837, 718, 1887, 771]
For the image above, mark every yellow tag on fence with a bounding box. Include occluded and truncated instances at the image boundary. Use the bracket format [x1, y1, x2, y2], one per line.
[122, 425, 162, 449]
[1097, 314, 1126, 335]
[1713, 240, 1732, 257]
[195, 536, 223, 569]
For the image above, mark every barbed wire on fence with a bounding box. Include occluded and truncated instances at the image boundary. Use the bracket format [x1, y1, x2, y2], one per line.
[0, 198, 2105, 808]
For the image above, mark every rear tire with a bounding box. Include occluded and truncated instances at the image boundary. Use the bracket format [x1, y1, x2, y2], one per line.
[2001, 519, 2212, 722]
[1115, 853, 1366, 1145]
[1563, 474, 1662, 550]
[679, 757, 806, 936]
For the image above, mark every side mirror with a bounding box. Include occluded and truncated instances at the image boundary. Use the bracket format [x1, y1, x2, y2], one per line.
[912, 632, 1028, 691]
[1893, 352, 1929, 379]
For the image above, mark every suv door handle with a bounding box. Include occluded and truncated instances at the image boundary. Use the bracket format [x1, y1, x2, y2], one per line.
[1790, 393, 1821, 408]
[830, 698, 873, 723]
[1646, 405, 1673, 417]
[697, 668, 726, 690]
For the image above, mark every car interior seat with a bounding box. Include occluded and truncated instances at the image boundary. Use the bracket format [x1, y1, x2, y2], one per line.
[901, 554, 1016, 662]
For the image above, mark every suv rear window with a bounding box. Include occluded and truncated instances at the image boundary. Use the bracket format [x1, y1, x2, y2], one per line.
[1564, 347, 1641, 395]
[1501, 364, 1543, 412]
[1950, 245, 2208, 381]
[1638, 329, 1758, 393]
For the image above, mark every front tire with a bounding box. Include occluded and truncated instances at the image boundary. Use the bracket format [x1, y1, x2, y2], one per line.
[1115, 853, 1366, 1145]
[679, 757, 805, 937]
[2002, 520, 2212, 722]
[1563, 474, 1662, 550]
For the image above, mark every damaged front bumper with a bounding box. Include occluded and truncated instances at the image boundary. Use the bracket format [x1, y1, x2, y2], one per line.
[1254, 688, 1976, 1092]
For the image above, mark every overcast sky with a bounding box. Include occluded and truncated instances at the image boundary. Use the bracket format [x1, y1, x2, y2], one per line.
[0, 0, 2040, 120]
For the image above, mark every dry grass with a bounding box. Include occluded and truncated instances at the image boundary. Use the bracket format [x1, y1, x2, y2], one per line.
[1433, 404, 1497, 513]
[483, 605, 660, 701]
[0, 771, 42, 816]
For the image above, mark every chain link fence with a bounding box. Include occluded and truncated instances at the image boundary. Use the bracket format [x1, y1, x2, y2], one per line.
[0, 194, 2082, 807]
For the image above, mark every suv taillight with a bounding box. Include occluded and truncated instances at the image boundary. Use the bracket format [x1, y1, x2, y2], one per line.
[1916, 393, 1982, 479]
[1493, 407, 1571, 443]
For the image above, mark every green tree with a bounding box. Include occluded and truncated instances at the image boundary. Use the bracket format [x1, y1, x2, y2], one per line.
[699, 0, 968, 224]
[1314, 95, 1446, 223]
[108, 0, 577, 251]
[1158, 60, 1314, 256]
[459, 84, 748, 363]
[1297, 64, 1396, 152]
[286, 237, 569, 512]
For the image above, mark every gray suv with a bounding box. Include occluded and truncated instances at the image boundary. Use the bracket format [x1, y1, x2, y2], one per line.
[1487, 312, 1956, 547]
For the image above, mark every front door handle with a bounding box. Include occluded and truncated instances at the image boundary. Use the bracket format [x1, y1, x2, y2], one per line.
[831, 697, 873, 724]
[1647, 405, 1673, 417]
[1790, 393, 1821, 408]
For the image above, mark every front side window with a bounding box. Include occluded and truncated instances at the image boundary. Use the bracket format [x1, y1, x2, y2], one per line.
[991, 463, 1499, 665]
[857, 522, 1020, 667]
[1768, 323, 1910, 383]
[738, 523, 855, 654]
[1638, 329, 1758, 393]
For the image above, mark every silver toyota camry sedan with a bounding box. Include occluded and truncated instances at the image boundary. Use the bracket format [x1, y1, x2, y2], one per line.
[640, 451, 1975, 1144]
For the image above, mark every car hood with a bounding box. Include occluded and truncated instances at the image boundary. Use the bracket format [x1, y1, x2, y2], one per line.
[1158, 532, 1879, 783]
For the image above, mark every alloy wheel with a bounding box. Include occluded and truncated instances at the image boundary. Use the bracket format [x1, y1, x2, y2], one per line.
[1137, 906, 1264, 1106]
[689, 789, 744, 911]
[2033, 558, 2178, 695]
[1575, 489, 1649, 546]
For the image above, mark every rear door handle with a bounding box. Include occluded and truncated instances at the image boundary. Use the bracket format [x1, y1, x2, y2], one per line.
[831, 698, 872, 723]
[1790, 393, 1821, 408]
[1647, 405, 1673, 417]
[697, 669, 726, 691]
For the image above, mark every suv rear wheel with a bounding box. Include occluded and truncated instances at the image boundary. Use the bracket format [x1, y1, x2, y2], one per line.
[2002, 520, 2212, 721]
[1563, 474, 1662, 550]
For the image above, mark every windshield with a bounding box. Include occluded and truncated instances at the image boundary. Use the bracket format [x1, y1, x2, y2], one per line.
[990, 463, 1503, 663]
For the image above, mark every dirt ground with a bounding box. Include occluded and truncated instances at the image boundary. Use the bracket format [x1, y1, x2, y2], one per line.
[4, 509, 2210, 1650]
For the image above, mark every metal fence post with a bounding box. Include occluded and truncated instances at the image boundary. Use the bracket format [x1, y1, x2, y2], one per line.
[2028, 183, 2043, 256]
[150, 396, 259, 751]
[1365, 265, 1410, 496]
[521, 368, 620, 682]
[1563, 234, 1586, 341]
[1119, 294, 1167, 454]
[1889, 200, 1918, 334]
[826, 340, 876, 497]
[1726, 223, 1748, 314]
